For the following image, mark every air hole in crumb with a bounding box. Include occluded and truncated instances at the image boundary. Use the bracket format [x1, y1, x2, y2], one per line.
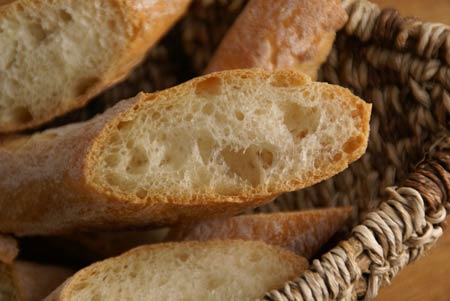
[195, 76, 222, 96]
[105, 154, 120, 167]
[151, 112, 161, 121]
[75, 77, 101, 96]
[185, 114, 193, 121]
[136, 188, 147, 199]
[280, 102, 320, 143]
[126, 146, 148, 175]
[59, 9, 73, 22]
[202, 103, 214, 115]
[207, 278, 222, 290]
[29, 23, 48, 42]
[270, 73, 306, 87]
[259, 149, 274, 169]
[221, 146, 262, 187]
[333, 152, 343, 162]
[11, 106, 33, 123]
[196, 132, 217, 164]
[235, 111, 244, 121]
[176, 252, 189, 262]
[117, 120, 133, 131]
[343, 136, 363, 154]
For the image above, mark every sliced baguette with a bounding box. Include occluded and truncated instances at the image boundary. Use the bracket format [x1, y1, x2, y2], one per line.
[0, 0, 191, 132]
[205, 0, 347, 79]
[45, 240, 308, 301]
[0, 69, 371, 235]
[168, 207, 352, 259]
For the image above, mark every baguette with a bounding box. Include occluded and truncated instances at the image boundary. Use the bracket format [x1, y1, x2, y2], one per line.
[0, 237, 73, 301]
[0, 69, 371, 235]
[45, 240, 308, 301]
[205, 0, 347, 79]
[168, 207, 352, 259]
[0, 0, 191, 133]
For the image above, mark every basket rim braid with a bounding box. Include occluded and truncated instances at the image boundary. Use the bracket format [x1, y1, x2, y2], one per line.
[263, 0, 450, 300]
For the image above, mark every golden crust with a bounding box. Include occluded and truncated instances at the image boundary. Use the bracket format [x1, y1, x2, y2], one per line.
[205, 0, 348, 80]
[46, 240, 308, 301]
[167, 207, 353, 259]
[0, 69, 370, 235]
[0, 0, 191, 133]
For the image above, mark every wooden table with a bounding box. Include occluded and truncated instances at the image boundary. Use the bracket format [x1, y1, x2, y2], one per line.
[374, 217, 450, 301]
[371, 0, 450, 24]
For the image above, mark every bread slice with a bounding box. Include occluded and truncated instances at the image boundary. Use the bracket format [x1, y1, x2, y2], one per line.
[205, 0, 347, 80]
[45, 240, 308, 301]
[0, 69, 371, 235]
[168, 207, 352, 259]
[0, 0, 191, 133]
[0, 237, 73, 301]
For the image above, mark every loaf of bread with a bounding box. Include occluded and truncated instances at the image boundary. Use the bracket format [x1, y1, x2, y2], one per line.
[205, 0, 347, 79]
[0, 237, 73, 301]
[168, 207, 352, 259]
[46, 240, 308, 301]
[0, 0, 191, 133]
[0, 69, 371, 235]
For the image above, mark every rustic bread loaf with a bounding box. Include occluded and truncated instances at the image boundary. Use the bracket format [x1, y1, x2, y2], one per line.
[46, 240, 308, 301]
[0, 0, 191, 132]
[205, 0, 347, 79]
[0, 69, 371, 235]
[168, 207, 352, 259]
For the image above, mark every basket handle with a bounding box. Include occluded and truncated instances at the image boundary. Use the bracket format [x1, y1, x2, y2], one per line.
[264, 135, 450, 301]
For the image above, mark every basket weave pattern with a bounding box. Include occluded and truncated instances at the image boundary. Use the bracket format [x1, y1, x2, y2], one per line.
[264, 0, 450, 299]
[46, 0, 449, 299]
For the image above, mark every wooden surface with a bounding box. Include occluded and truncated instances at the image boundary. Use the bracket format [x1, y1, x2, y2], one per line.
[372, 0, 450, 24]
[375, 218, 450, 301]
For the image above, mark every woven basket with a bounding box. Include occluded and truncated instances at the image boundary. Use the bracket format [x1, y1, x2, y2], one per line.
[51, 0, 450, 299]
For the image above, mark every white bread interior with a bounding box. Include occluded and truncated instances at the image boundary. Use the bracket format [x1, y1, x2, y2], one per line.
[0, 0, 190, 132]
[91, 69, 371, 201]
[46, 240, 308, 301]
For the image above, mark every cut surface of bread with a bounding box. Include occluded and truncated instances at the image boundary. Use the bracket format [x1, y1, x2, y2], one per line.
[205, 0, 347, 79]
[0, 0, 191, 132]
[0, 69, 371, 235]
[168, 207, 352, 259]
[45, 240, 308, 301]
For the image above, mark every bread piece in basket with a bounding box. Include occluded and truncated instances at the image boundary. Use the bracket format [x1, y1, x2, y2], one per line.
[0, 69, 371, 235]
[0, 0, 191, 133]
[168, 207, 352, 259]
[205, 0, 347, 80]
[45, 240, 308, 301]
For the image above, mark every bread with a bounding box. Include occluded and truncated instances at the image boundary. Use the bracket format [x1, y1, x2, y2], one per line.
[0, 234, 18, 264]
[205, 0, 347, 80]
[45, 240, 308, 301]
[0, 69, 371, 235]
[168, 207, 352, 259]
[0, 0, 191, 133]
[0, 237, 73, 301]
